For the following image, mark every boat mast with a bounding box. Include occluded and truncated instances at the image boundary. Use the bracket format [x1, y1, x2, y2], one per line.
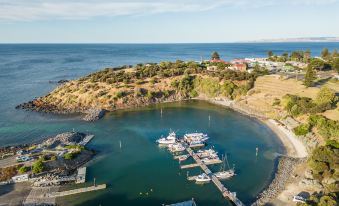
[225, 154, 231, 170]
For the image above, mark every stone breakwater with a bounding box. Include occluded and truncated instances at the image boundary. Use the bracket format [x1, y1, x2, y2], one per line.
[251, 157, 305, 206]
[83, 109, 106, 121]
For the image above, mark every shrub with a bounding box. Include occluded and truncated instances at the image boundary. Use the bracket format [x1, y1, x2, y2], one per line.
[18, 166, 29, 174]
[63, 153, 74, 160]
[293, 123, 310, 136]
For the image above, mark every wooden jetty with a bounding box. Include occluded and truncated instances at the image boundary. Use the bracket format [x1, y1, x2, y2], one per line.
[47, 184, 106, 197]
[184, 147, 245, 206]
[180, 159, 222, 169]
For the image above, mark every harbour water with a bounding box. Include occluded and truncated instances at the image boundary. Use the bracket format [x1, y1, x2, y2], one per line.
[0, 43, 338, 205]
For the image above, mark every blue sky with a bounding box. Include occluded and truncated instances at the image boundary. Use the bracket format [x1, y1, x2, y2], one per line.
[1, 0, 339, 43]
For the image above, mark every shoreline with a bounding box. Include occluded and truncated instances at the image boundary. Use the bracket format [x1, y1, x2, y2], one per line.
[204, 98, 309, 205]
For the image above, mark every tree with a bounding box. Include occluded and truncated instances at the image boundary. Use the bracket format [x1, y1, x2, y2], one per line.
[32, 160, 44, 174]
[211, 51, 220, 60]
[267, 50, 274, 58]
[304, 66, 316, 87]
[330, 58, 339, 72]
[332, 49, 338, 58]
[304, 49, 311, 63]
[321, 48, 330, 60]
[309, 58, 325, 71]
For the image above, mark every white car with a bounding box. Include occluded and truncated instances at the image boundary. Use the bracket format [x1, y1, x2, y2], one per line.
[293, 195, 306, 203]
[16, 155, 31, 162]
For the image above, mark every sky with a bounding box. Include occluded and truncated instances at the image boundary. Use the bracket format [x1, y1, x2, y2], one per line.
[1, 0, 339, 43]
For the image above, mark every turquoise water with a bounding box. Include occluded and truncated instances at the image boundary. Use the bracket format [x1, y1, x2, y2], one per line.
[0, 43, 337, 205]
[56, 101, 283, 206]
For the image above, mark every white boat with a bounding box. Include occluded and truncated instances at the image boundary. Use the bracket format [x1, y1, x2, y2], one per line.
[196, 149, 218, 158]
[184, 133, 209, 143]
[201, 157, 220, 164]
[177, 154, 189, 161]
[214, 169, 235, 179]
[195, 173, 211, 183]
[215, 154, 236, 179]
[156, 132, 176, 145]
[168, 143, 186, 153]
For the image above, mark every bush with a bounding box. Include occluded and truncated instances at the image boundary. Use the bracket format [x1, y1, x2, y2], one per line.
[293, 123, 310, 136]
[63, 153, 74, 160]
[18, 166, 29, 174]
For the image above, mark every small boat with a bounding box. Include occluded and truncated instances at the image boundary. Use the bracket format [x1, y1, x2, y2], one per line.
[177, 154, 189, 161]
[189, 140, 204, 147]
[168, 143, 186, 153]
[156, 132, 176, 145]
[195, 173, 211, 183]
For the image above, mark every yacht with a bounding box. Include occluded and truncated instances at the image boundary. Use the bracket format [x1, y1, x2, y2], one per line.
[184, 133, 209, 143]
[156, 132, 176, 145]
[168, 143, 186, 153]
[196, 149, 218, 158]
[214, 168, 235, 179]
[214, 154, 236, 179]
[195, 173, 211, 183]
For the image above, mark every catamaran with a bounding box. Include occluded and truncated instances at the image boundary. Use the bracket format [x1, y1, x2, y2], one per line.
[156, 132, 177, 145]
[195, 173, 211, 183]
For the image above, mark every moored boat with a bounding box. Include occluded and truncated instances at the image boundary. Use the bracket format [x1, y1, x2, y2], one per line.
[195, 173, 211, 183]
[156, 132, 177, 145]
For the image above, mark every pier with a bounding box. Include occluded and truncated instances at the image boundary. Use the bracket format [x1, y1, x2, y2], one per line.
[184, 147, 245, 206]
[79, 134, 94, 146]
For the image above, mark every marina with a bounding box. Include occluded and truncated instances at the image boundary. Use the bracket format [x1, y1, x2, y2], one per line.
[157, 132, 245, 206]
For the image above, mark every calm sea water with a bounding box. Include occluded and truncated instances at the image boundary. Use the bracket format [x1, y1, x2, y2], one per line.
[0, 43, 338, 205]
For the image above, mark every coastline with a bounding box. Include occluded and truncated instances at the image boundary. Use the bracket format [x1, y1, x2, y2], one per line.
[204, 98, 309, 205]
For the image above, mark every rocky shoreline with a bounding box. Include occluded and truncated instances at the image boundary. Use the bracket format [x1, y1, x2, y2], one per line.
[251, 157, 305, 206]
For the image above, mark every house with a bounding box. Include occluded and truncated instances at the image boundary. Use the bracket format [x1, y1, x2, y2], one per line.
[207, 65, 218, 71]
[229, 63, 247, 72]
[209, 59, 227, 63]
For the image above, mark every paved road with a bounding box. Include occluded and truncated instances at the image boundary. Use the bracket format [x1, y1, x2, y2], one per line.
[0, 156, 33, 168]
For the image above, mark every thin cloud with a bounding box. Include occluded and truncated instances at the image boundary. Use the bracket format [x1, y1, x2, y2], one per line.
[0, 0, 337, 21]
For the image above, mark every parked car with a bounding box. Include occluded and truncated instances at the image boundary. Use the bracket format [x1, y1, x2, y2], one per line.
[16, 155, 31, 162]
[293, 195, 306, 203]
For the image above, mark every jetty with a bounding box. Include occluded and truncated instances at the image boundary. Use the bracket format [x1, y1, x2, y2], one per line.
[47, 184, 106, 198]
[184, 147, 245, 206]
[79, 134, 94, 146]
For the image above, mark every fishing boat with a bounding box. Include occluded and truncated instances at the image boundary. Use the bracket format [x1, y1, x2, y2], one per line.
[156, 132, 176, 145]
[184, 133, 209, 143]
[195, 173, 211, 183]
[214, 154, 236, 179]
[168, 143, 186, 153]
